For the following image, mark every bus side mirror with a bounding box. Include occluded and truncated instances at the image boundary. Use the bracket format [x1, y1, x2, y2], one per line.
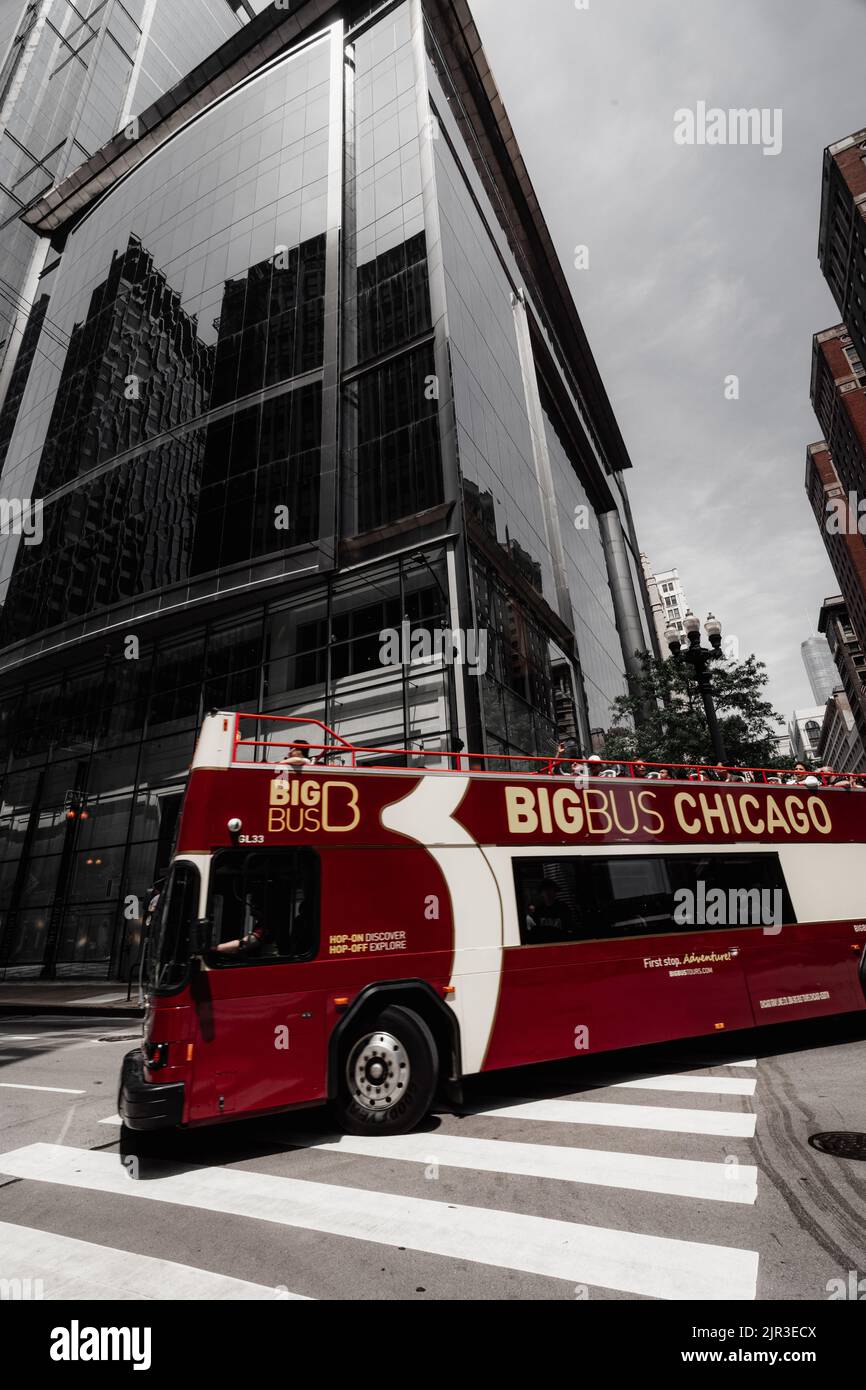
[190, 918, 216, 956]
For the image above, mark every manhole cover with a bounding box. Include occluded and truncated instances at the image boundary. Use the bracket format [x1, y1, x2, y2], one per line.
[808, 1132, 866, 1161]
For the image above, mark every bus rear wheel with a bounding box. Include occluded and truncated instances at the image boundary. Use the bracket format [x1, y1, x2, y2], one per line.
[334, 1005, 439, 1135]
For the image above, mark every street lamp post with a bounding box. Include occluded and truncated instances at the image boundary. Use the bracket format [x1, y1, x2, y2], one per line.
[665, 612, 728, 765]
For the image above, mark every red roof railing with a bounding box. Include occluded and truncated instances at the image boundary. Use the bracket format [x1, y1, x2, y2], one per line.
[228, 714, 866, 787]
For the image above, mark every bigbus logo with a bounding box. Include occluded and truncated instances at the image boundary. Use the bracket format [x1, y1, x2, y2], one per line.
[504, 785, 834, 840]
[268, 778, 360, 834]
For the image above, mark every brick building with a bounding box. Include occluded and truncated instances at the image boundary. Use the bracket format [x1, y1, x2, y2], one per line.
[819, 129, 866, 369]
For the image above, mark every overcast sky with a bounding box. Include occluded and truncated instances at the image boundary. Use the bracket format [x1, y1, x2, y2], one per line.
[471, 0, 866, 721]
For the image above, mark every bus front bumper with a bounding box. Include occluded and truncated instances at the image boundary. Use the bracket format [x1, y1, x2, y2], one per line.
[119, 1049, 185, 1131]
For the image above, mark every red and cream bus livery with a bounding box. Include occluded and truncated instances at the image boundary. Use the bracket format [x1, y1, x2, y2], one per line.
[120, 713, 866, 1139]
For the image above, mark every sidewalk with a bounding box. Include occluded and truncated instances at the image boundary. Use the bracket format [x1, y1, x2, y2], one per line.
[0, 981, 145, 1017]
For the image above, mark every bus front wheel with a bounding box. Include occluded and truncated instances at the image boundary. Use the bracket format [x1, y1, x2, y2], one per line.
[335, 1005, 439, 1135]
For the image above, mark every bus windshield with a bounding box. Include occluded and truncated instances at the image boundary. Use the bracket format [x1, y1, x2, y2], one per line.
[146, 861, 200, 993]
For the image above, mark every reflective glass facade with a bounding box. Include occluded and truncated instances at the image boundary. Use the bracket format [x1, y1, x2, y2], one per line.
[424, 23, 643, 748]
[0, 543, 452, 977]
[541, 397, 630, 730]
[0, 31, 335, 633]
[341, 4, 441, 537]
[0, 0, 651, 977]
[0, 0, 255, 451]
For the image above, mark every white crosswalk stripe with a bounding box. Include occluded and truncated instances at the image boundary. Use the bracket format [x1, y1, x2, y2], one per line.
[0, 1143, 759, 1300]
[468, 1097, 757, 1137]
[293, 1130, 758, 1203]
[614, 1074, 757, 1097]
[0, 1221, 309, 1300]
[0, 1082, 86, 1094]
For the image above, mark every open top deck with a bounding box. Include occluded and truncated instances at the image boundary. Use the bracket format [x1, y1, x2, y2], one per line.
[189, 711, 866, 788]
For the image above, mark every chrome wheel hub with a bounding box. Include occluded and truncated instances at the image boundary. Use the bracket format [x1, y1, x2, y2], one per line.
[348, 1030, 409, 1111]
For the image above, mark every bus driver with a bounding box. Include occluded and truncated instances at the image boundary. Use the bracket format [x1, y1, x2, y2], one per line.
[212, 882, 275, 958]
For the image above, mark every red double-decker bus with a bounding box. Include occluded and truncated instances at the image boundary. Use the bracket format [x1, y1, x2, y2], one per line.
[120, 712, 866, 1141]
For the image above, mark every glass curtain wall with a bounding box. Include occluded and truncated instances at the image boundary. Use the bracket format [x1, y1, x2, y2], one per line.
[0, 0, 250, 443]
[0, 544, 454, 979]
[0, 29, 336, 639]
[334, 2, 450, 756]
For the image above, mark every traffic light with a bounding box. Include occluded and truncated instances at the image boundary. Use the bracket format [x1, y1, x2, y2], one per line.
[63, 790, 90, 821]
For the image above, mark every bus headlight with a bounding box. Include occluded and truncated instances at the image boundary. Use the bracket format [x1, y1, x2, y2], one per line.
[227, 817, 242, 834]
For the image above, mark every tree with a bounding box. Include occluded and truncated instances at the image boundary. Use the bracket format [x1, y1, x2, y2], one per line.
[603, 652, 794, 770]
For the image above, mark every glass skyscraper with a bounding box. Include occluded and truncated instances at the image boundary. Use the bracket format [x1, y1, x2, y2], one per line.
[0, 0, 655, 980]
[0, 1, 268, 440]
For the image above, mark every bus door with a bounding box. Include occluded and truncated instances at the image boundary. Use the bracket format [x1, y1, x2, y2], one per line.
[188, 848, 326, 1123]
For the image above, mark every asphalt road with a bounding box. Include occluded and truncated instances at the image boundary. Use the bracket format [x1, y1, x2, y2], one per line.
[0, 1011, 864, 1301]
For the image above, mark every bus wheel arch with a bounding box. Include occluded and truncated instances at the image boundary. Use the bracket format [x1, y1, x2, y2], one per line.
[328, 981, 462, 1133]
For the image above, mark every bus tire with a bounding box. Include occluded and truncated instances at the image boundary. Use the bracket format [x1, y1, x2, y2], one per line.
[334, 1004, 439, 1135]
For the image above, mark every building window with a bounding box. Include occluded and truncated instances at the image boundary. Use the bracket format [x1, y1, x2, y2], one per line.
[345, 341, 443, 534]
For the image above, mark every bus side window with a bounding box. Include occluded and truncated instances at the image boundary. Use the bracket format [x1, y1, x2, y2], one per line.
[513, 852, 797, 948]
[513, 862, 577, 944]
[287, 886, 317, 959]
[209, 850, 320, 964]
[212, 895, 225, 944]
[266, 854, 319, 960]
